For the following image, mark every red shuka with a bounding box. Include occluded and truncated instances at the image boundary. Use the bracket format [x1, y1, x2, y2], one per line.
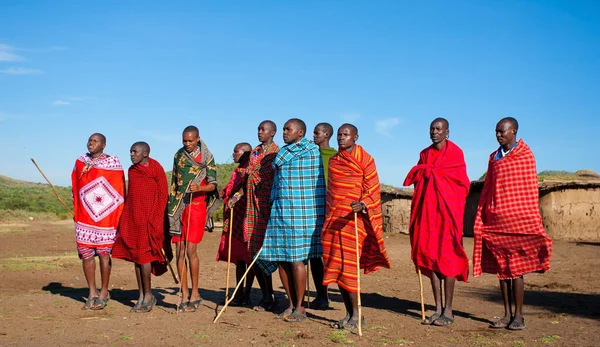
[473, 139, 552, 279]
[112, 158, 170, 276]
[403, 140, 470, 282]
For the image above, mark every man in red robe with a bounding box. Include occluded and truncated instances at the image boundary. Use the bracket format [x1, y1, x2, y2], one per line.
[72, 133, 125, 310]
[216, 142, 254, 306]
[403, 118, 470, 326]
[113, 141, 170, 313]
[473, 117, 552, 330]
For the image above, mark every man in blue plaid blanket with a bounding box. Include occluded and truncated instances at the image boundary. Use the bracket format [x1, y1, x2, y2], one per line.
[258, 118, 326, 323]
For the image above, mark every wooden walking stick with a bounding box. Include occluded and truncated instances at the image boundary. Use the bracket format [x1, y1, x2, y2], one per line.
[307, 262, 311, 308]
[224, 207, 233, 311]
[30, 158, 74, 216]
[418, 268, 426, 322]
[214, 246, 264, 323]
[354, 212, 363, 337]
[176, 193, 193, 314]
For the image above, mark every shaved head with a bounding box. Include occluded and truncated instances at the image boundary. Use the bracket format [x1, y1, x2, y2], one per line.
[182, 125, 199, 137]
[431, 117, 449, 130]
[340, 123, 358, 136]
[287, 118, 306, 134]
[315, 122, 334, 138]
[132, 141, 150, 154]
[260, 120, 277, 133]
[91, 133, 106, 145]
[498, 117, 519, 132]
[236, 142, 252, 152]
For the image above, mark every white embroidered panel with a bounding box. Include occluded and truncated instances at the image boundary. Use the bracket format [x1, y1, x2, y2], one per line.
[79, 176, 124, 222]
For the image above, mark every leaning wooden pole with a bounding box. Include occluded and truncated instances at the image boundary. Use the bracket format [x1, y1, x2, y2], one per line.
[418, 268, 426, 322]
[224, 207, 233, 311]
[354, 212, 363, 337]
[176, 193, 193, 314]
[214, 247, 264, 323]
[30, 158, 74, 216]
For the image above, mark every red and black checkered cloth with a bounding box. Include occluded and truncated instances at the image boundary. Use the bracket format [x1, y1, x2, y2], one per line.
[238, 143, 279, 259]
[473, 139, 552, 279]
[112, 158, 171, 276]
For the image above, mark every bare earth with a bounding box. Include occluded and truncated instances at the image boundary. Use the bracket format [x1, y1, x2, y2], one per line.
[0, 221, 598, 347]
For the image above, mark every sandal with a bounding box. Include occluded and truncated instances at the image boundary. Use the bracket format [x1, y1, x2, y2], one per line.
[507, 318, 526, 331]
[185, 298, 202, 312]
[277, 308, 294, 320]
[344, 317, 367, 330]
[136, 296, 156, 313]
[130, 300, 143, 313]
[82, 296, 98, 310]
[254, 298, 275, 312]
[90, 293, 110, 310]
[332, 314, 351, 329]
[433, 315, 454, 326]
[283, 310, 307, 323]
[489, 316, 511, 329]
[177, 301, 189, 312]
[421, 313, 441, 325]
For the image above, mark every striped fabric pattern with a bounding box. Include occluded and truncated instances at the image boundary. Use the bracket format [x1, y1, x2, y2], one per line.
[258, 138, 326, 274]
[322, 144, 391, 293]
[473, 139, 552, 279]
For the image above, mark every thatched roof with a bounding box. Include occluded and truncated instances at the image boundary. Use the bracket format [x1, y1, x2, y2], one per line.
[381, 187, 413, 198]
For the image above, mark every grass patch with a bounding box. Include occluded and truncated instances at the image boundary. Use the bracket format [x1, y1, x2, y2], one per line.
[118, 336, 133, 341]
[328, 330, 355, 344]
[512, 341, 524, 347]
[30, 316, 56, 321]
[538, 335, 561, 343]
[0, 254, 79, 271]
[448, 338, 458, 343]
[192, 333, 209, 339]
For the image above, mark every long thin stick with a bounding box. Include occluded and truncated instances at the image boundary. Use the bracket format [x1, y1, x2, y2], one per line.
[30, 158, 74, 216]
[214, 247, 263, 323]
[225, 207, 233, 311]
[307, 262, 311, 307]
[177, 193, 193, 313]
[354, 212, 362, 337]
[162, 249, 179, 284]
[418, 268, 425, 322]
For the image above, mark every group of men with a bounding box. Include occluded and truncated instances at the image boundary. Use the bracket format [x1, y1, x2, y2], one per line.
[70, 116, 551, 331]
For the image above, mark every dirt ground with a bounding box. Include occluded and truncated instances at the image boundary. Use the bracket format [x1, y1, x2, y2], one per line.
[0, 221, 598, 347]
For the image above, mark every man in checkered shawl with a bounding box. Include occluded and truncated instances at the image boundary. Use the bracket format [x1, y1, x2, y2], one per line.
[259, 118, 326, 322]
[473, 117, 552, 331]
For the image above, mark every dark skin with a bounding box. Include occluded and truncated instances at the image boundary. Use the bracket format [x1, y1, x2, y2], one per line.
[494, 120, 524, 328]
[229, 122, 277, 309]
[82, 134, 111, 309]
[335, 124, 364, 325]
[128, 144, 155, 308]
[310, 124, 331, 305]
[424, 119, 457, 325]
[278, 120, 308, 319]
[226, 143, 255, 304]
[177, 131, 216, 310]
[313, 124, 332, 149]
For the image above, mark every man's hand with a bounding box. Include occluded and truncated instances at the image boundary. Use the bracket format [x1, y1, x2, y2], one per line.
[190, 183, 202, 193]
[350, 200, 365, 213]
[227, 198, 237, 209]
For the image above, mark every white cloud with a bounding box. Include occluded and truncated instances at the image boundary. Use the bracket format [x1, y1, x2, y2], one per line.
[0, 44, 23, 62]
[375, 117, 400, 136]
[341, 112, 361, 123]
[0, 67, 43, 75]
[52, 100, 71, 106]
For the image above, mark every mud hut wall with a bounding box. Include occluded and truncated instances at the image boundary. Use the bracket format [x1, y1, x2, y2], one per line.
[539, 188, 600, 241]
[381, 194, 412, 235]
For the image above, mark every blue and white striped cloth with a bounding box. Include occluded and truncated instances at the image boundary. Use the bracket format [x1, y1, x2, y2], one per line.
[258, 137, 326, 275]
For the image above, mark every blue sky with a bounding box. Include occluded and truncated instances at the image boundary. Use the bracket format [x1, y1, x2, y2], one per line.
[1, 0, 598, 187]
